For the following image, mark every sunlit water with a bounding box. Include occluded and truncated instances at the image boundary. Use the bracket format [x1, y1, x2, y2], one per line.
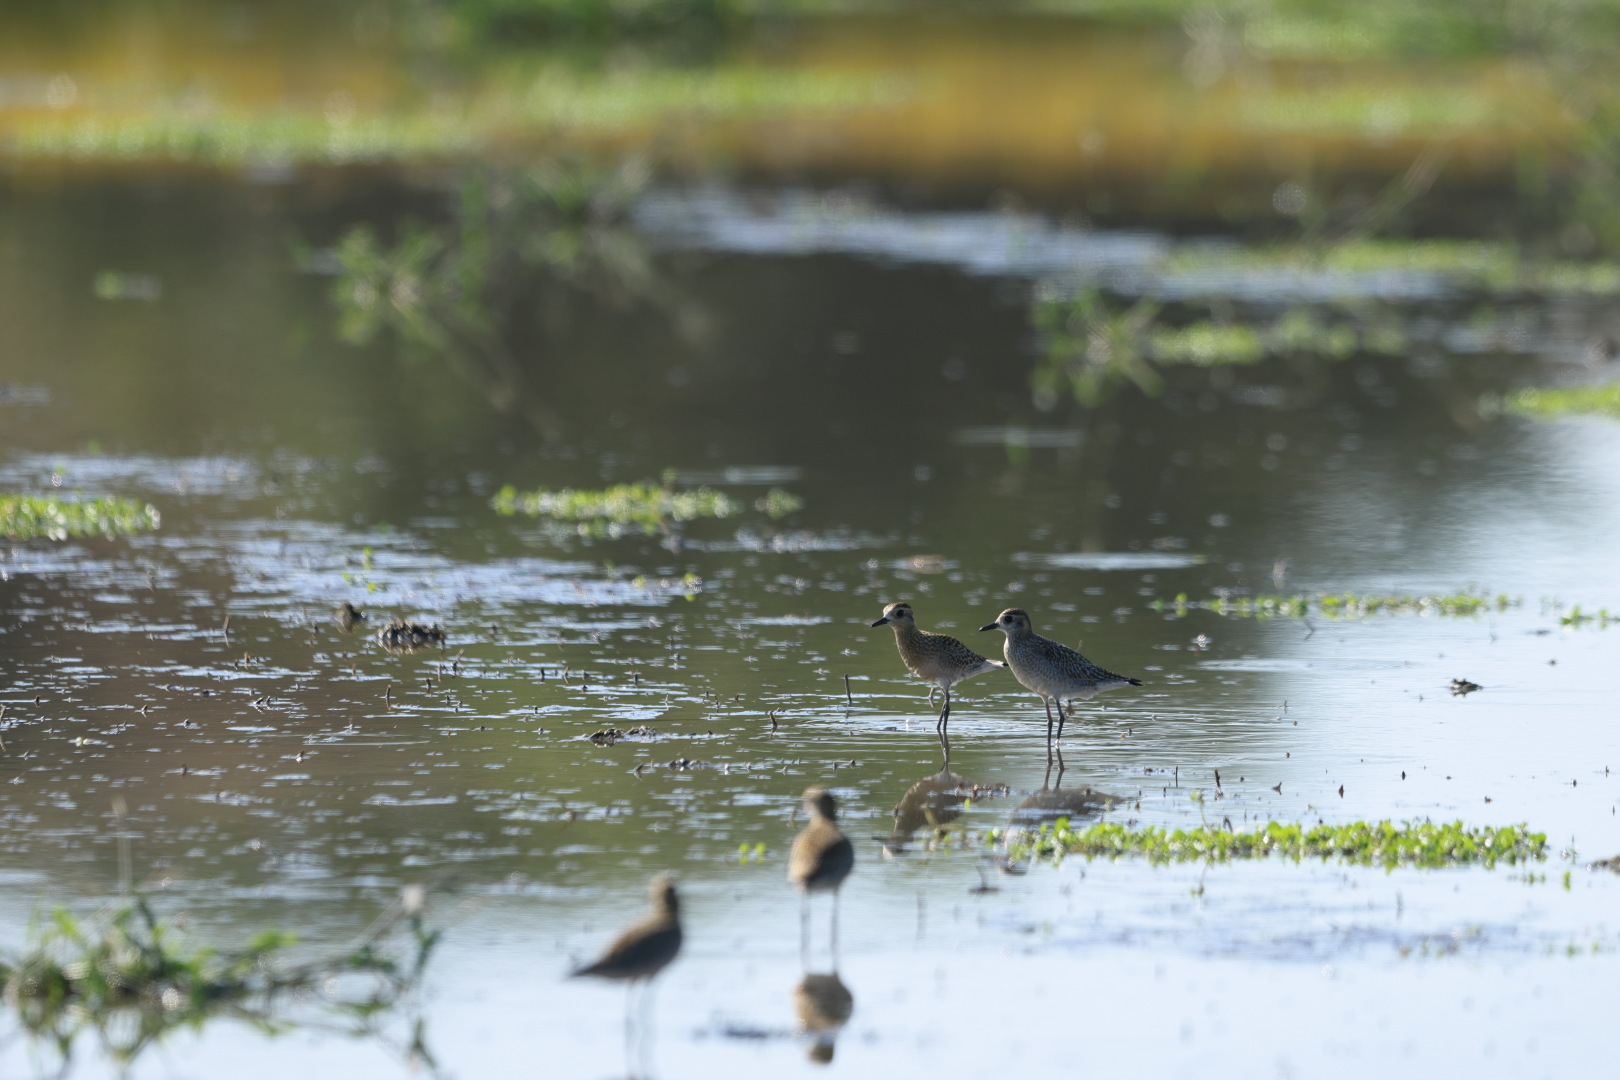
[2, 172, 1619, 1078]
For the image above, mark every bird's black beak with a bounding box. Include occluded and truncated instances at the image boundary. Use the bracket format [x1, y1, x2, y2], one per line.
[871, 617, 890, 627]
[978, 622, 997, 632]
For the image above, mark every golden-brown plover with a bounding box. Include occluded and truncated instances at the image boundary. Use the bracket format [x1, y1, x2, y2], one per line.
[980, 607, 1141, 742]
[872, 601, 1004, 736]
[789, 787, 855, 959]
[571, 873, 683, 1049]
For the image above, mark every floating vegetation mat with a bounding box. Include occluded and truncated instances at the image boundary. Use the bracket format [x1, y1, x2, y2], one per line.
[996, 819, 1549, 869]
[1501, 383, 1620, 420]
[492, 479, 802, 534]
[1151, 591, 1513, 618]
[0, 494, 161, 541]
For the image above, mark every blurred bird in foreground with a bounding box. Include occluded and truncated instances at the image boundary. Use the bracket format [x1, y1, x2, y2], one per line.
[571, 873, 682, 1068]
[788, 787, 855, 964]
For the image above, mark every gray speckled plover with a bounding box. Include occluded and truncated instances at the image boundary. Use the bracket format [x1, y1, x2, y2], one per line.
[980, 607, 1141, 743]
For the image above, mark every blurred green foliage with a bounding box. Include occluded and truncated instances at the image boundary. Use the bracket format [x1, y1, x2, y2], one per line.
[1504, 383, 1620, 418]
[1150, 591, 1517, 618]
[0, 891, 440, 1071]
[0, 495, 160, 541]
[329, 159, 675, 435]
[492, 477, 803, 533]
[1030, 287, 1403, 408]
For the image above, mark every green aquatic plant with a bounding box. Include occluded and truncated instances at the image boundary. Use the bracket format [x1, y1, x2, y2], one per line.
[1031, 288, 1403, 408]
[995, 818, 1549, 869]
[0, 891, 440, 1069]
[1501, 383, 1620, 420]
[0, 494, 161, 541]
[1030, 287, 1163, 407]
[1168, 239, 1620, 294]
[1560, 606, 1616, 629]
[492, 479, 801, 532]
[1151, 590, 1513, 619]
[329, 160, 671, 440]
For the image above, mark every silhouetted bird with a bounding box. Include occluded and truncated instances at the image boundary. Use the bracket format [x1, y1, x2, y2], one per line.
[571, 873, 683, 1061]
[572, 874, 683, 983]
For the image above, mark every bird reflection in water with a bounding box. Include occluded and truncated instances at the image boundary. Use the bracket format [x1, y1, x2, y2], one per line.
[1006, 746, 1121, 835]
[882, 760, 1009, 856]
[793, 971, 855, 1065]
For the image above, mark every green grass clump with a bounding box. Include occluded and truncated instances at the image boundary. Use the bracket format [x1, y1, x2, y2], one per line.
[996, 818, 1549, 869]
[1152, 590, 1512, 619]
[492, 479, 801, 532]
[1560, 605, 1616, 628]
[1503, 384, 1620, 419]
[0, 901, 293, 1019]
[0, 495, 161, 541]
[0, 893, 439, 1067]
[1031, 288, 1401, 408]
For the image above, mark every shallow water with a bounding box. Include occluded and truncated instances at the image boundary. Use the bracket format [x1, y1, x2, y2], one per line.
[2, 166, 1620, 1078]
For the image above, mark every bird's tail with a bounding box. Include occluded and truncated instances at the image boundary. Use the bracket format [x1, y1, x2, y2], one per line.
[1100, 669, 1143, 687]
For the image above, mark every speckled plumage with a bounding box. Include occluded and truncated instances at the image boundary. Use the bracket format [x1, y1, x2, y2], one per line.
[872, 601, 1005, 735]
[571, 874, 683, 982]
[980, 607, 1142, 741]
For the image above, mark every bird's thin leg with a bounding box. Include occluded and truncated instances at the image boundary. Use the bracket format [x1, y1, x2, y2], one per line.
[623, 981, 636, 1070]
[937, 725, 950, 767]
[800, 894, 810, 970]
[831, 888, 841, 970]
[1043, 697, 1055, 743]
[1055, 698, 1068, 741]
[1052, 743, 1067, 784]
[640, 978, 660, 1075]
[936, 687, 951, 735]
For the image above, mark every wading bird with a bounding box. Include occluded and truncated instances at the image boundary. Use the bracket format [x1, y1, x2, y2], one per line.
[788, 787, 855, 964]
[871, 601, 1004, 740]
[980, 607, 1141, 743]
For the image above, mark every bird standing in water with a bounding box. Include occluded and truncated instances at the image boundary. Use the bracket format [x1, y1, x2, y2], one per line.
[980, 607, 1141, 743]
[872, 601, 1004, 740]
[789, 787, 855, 964]
[571, 874, 683, 1065]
